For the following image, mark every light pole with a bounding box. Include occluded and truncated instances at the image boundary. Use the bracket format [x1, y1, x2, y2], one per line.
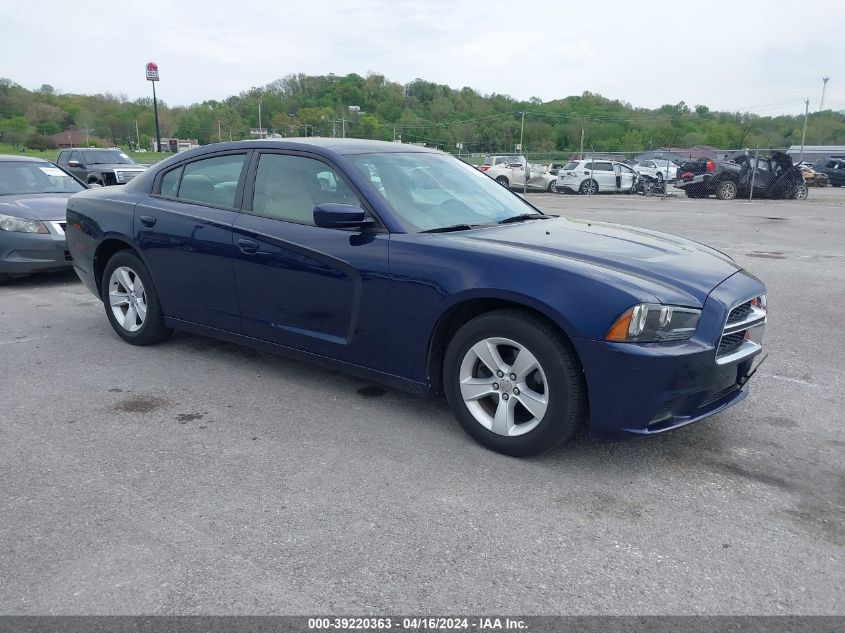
[799, 99, 810, 163]
[257, 99, 263, 138]
[819, 77, 830, 112]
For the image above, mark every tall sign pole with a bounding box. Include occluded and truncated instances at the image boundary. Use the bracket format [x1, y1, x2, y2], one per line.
[145, 62, 162, 152]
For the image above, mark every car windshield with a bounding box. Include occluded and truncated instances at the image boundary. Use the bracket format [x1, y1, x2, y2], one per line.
[0, 162, 84, 195]
[82, 150, 134, 165]
[347, 152, 540, 232]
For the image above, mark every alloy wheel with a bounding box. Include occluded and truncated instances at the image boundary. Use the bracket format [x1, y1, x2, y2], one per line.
[458, 337, 549, 437]
[108, 266, 147, 332]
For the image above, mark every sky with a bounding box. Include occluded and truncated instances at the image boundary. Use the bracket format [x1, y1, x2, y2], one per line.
[0, 0, 842, 116]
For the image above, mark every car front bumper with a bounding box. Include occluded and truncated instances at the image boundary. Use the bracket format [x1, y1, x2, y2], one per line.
[0, 222, 72, 275]
[572, 270, 766, 439]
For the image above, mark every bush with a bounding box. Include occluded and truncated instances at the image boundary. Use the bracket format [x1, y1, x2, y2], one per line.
[26, 134, 57, 150]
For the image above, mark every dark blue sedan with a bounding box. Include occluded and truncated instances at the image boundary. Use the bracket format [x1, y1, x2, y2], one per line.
[65, 139, 767, 456]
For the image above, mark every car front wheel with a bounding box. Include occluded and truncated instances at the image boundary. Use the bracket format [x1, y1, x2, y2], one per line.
[443, 310, 585, 456]
[101, 250, 171, 345]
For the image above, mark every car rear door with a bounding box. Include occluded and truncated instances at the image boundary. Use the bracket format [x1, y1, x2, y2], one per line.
[231, 150, 389, 369]
[133, 151, 250, 332]
[590, 161, 615, 190]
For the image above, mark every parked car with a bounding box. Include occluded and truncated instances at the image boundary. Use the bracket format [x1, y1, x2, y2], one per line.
[67, 139, 767, 456]
[57, 148, 148, 186]
[674, 151, 808, 200]
[798, 165, 829, 187]
[811, 158, 845, 187]
[483, 159, 557, 192]
[479, 154, 523, 172]
[0, 155, 87, 283]
[554, 159, 637, 194]
[633, 159, 679, 181]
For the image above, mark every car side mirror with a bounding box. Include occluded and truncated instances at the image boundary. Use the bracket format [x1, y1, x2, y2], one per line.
[68, 160, 82, 168]
[313, 203, 368, 229]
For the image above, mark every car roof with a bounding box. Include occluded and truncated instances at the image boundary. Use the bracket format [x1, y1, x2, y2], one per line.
[0, 154, 51, 163]
[220, 138, 437, 156]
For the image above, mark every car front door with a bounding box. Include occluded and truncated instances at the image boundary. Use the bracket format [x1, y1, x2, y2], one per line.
[232, 151, 389, 369]
[67, 150, 85, 180]
[133, 151, 249, 332]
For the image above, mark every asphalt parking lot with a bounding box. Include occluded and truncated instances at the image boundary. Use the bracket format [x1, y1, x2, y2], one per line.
[1, 187, 843, 615]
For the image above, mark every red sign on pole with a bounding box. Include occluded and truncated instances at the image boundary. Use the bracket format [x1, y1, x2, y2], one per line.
[145, 62, 159, 82]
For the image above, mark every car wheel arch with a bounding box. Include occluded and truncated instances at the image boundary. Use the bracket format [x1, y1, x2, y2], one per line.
[425, 295, 582, 396]
[93, 237, 145, 299]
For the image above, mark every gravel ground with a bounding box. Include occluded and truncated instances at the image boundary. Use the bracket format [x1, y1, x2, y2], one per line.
[0, 187, 842, 615]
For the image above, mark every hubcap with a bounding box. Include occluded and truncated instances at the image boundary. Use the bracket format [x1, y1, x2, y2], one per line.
[722, 183, 736, 199]
[108, 266, 147, 332]
[458, 337, 549, 437]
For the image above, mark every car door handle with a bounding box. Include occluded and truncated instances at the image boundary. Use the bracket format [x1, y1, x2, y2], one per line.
[139, 215, 157, 227]
[237, 238, 259, 254]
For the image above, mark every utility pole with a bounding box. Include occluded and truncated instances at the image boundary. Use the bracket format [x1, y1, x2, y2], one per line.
[519, 110, 525, 153]
[135, 119, 141, 150]
[342, 116, 346, 138]
[218, 121, 222, 142]
[819, 77, 830, 112]
[799, 99, 810, 163]
[579, 126, 585, 160]
[257, 99, 263, 139]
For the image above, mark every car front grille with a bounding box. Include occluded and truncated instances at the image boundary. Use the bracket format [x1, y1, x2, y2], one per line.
[115, 170, 141, 184]
[716, 298, 766, 364]
[726, 300, 752, 324]
[717, 331, 746, 356]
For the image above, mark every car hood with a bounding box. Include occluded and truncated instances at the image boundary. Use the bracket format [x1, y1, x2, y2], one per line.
[458, 217, 740, 305]
[0, 194, 73, 222]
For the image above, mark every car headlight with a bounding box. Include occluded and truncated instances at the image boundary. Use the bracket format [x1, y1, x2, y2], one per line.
[0, 213, 49, 234]
[606, 303, 701, 342]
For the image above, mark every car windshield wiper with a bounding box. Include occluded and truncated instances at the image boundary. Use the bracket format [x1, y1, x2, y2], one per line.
[420, 223, 479, 234]
[497, 213, 549, 225]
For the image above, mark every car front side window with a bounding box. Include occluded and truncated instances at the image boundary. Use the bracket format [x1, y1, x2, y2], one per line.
[250, 154, 364, 226]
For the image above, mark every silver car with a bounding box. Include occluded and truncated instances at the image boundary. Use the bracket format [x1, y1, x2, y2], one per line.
[0, 156, 87, 283]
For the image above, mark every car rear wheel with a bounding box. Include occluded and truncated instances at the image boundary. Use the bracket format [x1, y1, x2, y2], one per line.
[101, 250, 171, 346]
[547, 180, 556, 192]
[495, 176, 509, 188]
[443, 310, 585, 457]
[716, 180, 738, 200]
[579, 179, 598, 195]
[793, 182, 809, 200]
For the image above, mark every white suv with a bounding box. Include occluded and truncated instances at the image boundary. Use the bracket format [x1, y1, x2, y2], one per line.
[554, 159, 636, 194]
[633, 159, 678, 181]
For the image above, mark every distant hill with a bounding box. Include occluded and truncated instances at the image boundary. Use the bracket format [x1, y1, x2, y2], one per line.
[2, 74, 843, 156]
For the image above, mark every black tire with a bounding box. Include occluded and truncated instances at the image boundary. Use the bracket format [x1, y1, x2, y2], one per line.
[443, 309, 586, 457]
[495, 176, 509, 188]
[547, 180, 556, 192]
[101, 250, 171, 346]
[579, 179, 598, 195]
[715, 180, 738, 200]
[793, 182, 809, 200]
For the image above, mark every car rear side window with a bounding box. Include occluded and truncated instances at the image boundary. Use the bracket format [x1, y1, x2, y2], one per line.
[250, 154, 364, 226]
[177, 154, 247, 208]
[160, 166, 183, 198]
[591, 162, 613, 171]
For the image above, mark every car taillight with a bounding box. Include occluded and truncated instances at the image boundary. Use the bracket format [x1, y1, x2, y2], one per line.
[706, 160, 714, 172]
[681, 171, 693, 179]
[480, 165, 490, 172]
